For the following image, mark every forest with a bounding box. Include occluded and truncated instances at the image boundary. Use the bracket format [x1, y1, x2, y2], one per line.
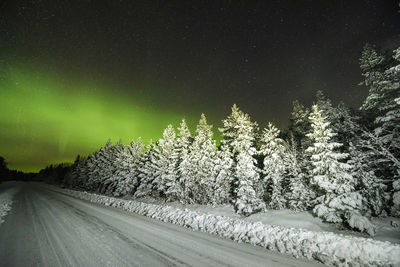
[37, 44, 400, 237]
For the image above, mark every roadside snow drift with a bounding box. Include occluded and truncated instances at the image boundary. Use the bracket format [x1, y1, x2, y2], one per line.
[0, 187, 19, 225]
[54, 187, 400, 267]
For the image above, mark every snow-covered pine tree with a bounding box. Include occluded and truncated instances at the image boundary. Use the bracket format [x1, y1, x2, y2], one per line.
[378, 47, 400, 217]
[182, 114, 217, 204]
[219, 104, 264, 216]
[103, 141, 125, 195]
[378, 46, 400, 150]
[284, 135, 315, 211]
[329, 102, 360, 150]
[113, 138, 145, 197]
[153, 124, 176, 199]
[64, 154, 86, 189]
[108, 146, 128, 196]
[212, 145, 233, 204]
[359, 130, 400, 215]
[234, 150, 265, 216]
[315, 90, 333, 119]
[314, 91, 360, 151]
[259, 123, 287, 209]
[219, 104, 259, 153]
[85, 151, 101, 191]
[307, 105, 352, 196]
[306, 105, 375, 235]
[360, 45, 400, 216]
[348, 141, 387, 217]
[178, 152, 194, 203]
[359, 43, 385, 90]
[77, 155, 90, 189]
[288, 100, 311, 149]
[91, 141, 112, 193]
[359, 44, 389, 130]
[134, 140, 159, 198]
[129, 138, 146, 185]
[166, 119, 191, 201]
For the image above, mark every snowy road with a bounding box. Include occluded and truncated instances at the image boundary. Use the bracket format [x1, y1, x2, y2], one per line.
[0, 183, 321, 267]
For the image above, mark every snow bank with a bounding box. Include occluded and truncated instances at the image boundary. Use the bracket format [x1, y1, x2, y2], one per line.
[55, 187, 400, 267]
[0, 187, 19, 225]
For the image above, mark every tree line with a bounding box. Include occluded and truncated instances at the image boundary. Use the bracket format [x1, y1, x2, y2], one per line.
[0, 157, 38, 183]
[38, 44, 399, 236]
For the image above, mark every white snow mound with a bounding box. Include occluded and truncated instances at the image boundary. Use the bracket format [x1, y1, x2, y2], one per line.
[54, 187, 400, 267]
[0, 187, 19, 225]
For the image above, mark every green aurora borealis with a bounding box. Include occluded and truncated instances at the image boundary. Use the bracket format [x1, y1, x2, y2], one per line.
[0, 64, 204, 172]
[2, 1, 398, 172]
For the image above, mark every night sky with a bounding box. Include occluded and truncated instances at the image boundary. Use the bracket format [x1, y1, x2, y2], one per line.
[1, 1, 399, 172]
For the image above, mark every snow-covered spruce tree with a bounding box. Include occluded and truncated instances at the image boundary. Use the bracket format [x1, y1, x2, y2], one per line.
[329, 102, 360, 150]
[315, 90, 334, 119]
[64, 154, 86, 189]
[128, 138, 146, 190]
[315, 92, 340, 135]
[284, 135, 315, 211]
[348, 141, 387, 217]
[359, 43, 386, 92]
[85, 151, 101, 191]
[134, 140, 159, 198]
[359, 44, 389, 130]
[259, 123, 287, 209]
[102, 141, 125, 195]
[212, 145, 234, 204]
[219, 104, 265, 216]
[177, 147, 195, 204]
[288, 100, 311, 149]
[166, 119, 191, 201]
[306, 104, 375, 235]
[359, 130, 400, 215]
[182, 114, 217, 204]
[87, 148, 112, 192]
[152, 124, 177, 199]
[378, 47, 400, 217]
[89, 141, 112, 193]
[82, 140, 123, 195]
[360, 45, 400, 216]
[378, 46, 400, 151]
[113, 138, 145, 197]
[76, 156, 90, 189]
[313, 91, 361, 153]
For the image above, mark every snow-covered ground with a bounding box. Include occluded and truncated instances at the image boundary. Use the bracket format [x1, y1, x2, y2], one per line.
[49, 185, 400, 266]
[0, 182, 320, 267]
[152, 199, 400, 244]
[0, 184, 19, 224]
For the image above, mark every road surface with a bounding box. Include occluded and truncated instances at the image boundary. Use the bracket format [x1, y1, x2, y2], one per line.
[0, 182, 321, 266]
